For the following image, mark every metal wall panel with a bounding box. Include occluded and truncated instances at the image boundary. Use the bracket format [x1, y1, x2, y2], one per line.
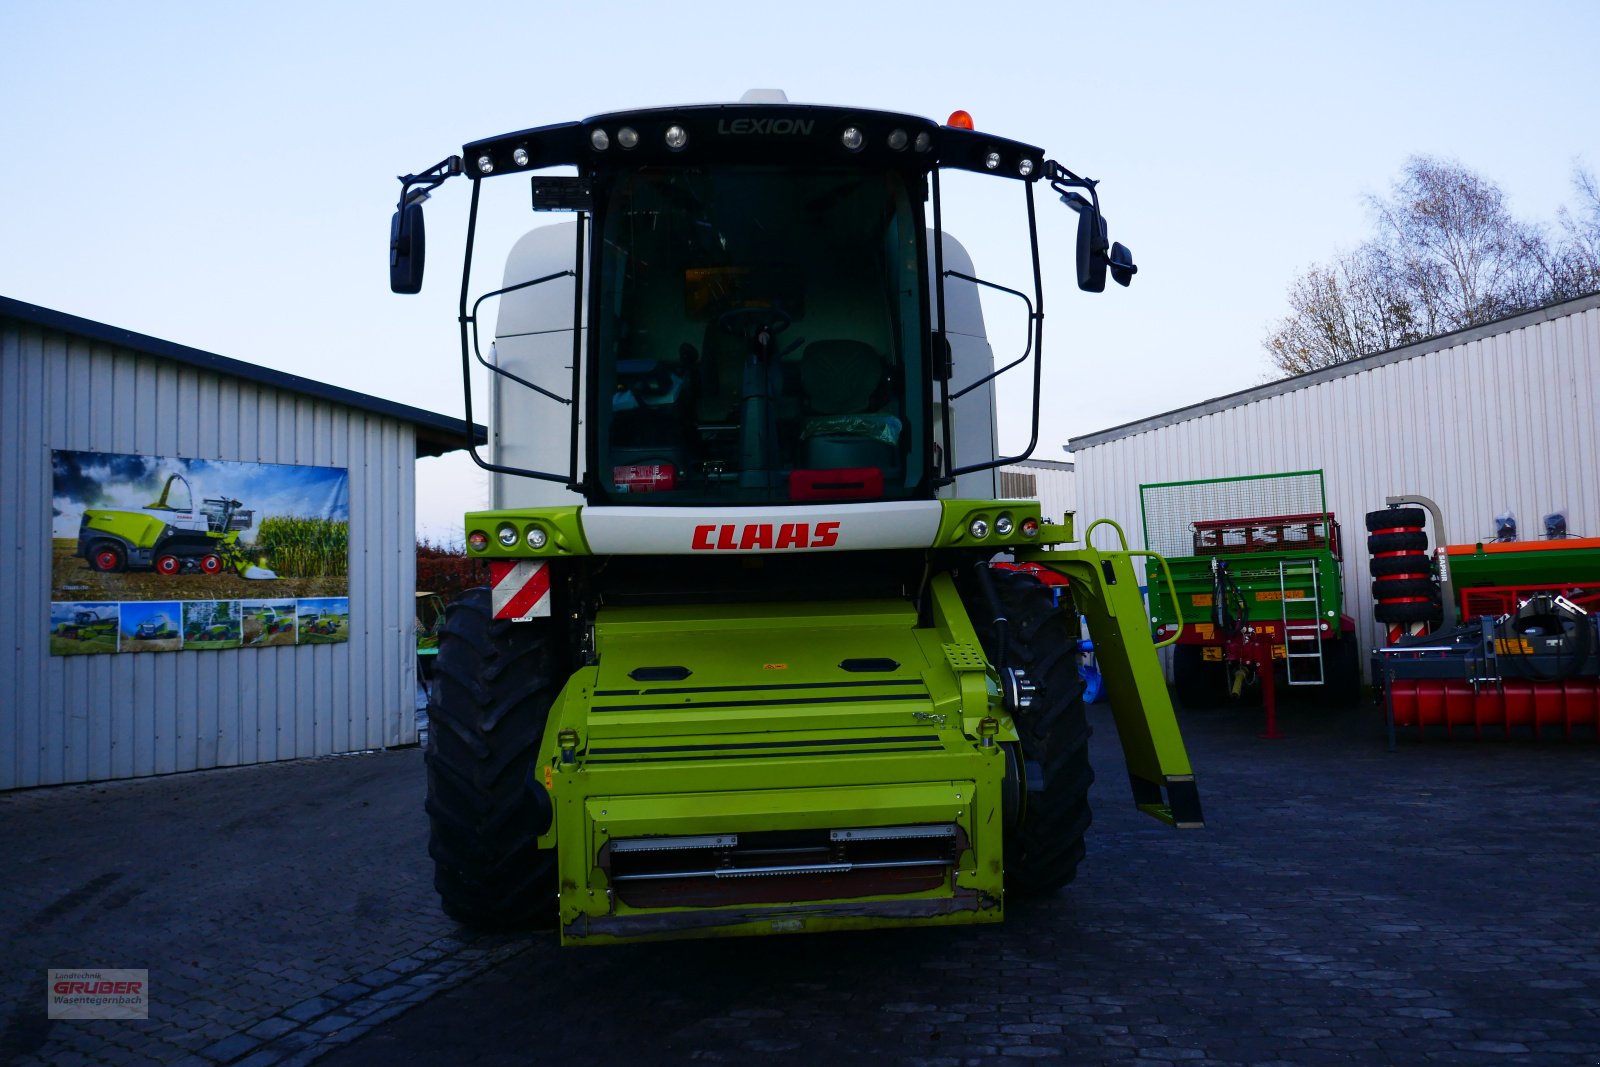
[1071, 303, 1600, 679]
[0, 322, 418, 789]
[999, 461, 1077, 527]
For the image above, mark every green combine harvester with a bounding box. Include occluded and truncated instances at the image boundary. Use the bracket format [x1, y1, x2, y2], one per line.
[55, 608, 118, 641]
[390, 91, 1202, 944]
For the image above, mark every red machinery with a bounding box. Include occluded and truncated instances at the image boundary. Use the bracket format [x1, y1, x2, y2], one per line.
[1370, 502, 1600, 742]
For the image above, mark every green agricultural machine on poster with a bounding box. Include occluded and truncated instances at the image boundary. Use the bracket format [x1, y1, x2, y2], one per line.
[55, 608, 118, 641]
[132, 615, 176, 641]
[390, 92, 1202, 944]
[76, 473, 277, 579]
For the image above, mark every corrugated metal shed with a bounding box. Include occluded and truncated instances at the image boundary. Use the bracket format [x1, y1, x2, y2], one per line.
[1068, 292, 1600, 671]
[0, 297, 482, 789]
[999, 458, 1076, 526]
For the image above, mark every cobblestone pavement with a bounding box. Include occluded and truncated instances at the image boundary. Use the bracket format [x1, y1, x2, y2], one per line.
[0, 748, 528, 1067]
[322, 702, 1600, 1066]
[6, 698, 1599, 1067]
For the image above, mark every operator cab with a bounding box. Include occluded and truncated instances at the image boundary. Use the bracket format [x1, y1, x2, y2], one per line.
[595, 164, 925, 503]
[389, 94, 1136, 507]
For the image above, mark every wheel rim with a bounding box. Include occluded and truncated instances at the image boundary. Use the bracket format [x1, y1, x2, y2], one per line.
[156, 555, 180, 575]
[95, 549, 120, 570]
[200, 555, 223, 574]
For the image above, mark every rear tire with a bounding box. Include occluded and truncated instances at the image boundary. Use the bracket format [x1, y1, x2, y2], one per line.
[1317, 636, 1363, 706]
[1366, 507, 1425, 532]
[970, 568, 1094, 896]
[1372, 578, 1441, 601]
[1370, 554, 1432, 577]
[1374, 600, 1442, 625]
[425, 587, 564, 930]
[1368, 531, 1428, 554]
[1172, 644, 1227, 709]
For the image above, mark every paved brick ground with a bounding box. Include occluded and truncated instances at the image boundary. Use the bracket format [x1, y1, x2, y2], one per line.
[0, 749, 526, 1067]
[323, 701, 1600, 1066]
[6, 697, 1599, 1066]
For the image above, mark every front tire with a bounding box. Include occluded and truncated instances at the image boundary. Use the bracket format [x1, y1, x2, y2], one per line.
[425, 587, 565, 929]
[971, 568, 1094, 896]
[89, 541, 126, 573]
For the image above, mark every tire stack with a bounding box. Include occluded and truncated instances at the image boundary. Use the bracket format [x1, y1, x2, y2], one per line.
[1366, 507, 1442, 639]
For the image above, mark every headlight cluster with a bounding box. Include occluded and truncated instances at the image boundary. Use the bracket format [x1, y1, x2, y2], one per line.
[589, 126, 646, 151]
[842, 126, 932, 154]
[964, 511, 1042, 541]
[467, 522, 551, 553]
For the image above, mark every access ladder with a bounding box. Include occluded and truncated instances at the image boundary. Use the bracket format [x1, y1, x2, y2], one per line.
[1279, 558, 1324, 685]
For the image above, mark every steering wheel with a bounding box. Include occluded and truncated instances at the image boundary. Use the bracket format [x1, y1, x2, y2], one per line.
[715, 305, 792, 341]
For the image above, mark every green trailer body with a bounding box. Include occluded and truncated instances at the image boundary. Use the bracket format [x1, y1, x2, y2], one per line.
[1140, 472, 1360, 705]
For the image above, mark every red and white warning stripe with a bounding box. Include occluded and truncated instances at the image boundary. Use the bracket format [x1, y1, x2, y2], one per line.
[490, 560, 551, 621]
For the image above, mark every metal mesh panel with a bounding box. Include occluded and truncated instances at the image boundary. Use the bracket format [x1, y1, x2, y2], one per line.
[1140, 471, 1327, 557]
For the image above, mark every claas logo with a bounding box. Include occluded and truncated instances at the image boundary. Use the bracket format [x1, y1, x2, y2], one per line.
[691, 522, 841, 551]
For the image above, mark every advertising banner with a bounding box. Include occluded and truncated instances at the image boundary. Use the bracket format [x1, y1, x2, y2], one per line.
[50, 450, 351, 656]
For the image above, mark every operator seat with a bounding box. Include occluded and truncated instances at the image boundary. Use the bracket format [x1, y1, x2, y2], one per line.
[798, 340, 901, 473]
[694, 322, 747, 425]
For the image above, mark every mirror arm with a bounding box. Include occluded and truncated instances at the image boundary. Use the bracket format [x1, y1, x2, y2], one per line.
[396, 154, 464, 211]
[1045, 159, 1100, 214]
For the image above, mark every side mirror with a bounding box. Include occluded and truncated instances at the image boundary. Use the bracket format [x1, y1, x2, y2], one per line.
[390, 202, 426, 294]
[1108, 241, 1138, 288]
[1074, 207, 1108, 293]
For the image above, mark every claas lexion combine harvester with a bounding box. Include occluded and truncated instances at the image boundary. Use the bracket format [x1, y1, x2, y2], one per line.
[1365, 497, 1600, 742]
[389, 91, 1202, 945]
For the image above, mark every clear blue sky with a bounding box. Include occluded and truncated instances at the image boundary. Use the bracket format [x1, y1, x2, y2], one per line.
[4, 1, 1596, 543]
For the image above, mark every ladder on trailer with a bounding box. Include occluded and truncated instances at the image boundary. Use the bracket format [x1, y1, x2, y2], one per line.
[1279, 558, 1324, 685]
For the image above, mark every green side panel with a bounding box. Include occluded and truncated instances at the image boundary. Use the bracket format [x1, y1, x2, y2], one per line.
[1448, 540, 1600, 588]
[82, 510, 167, 548]
[932, 499, 1072, 549]
[1146, 550, 1345, 635]
[535, 592, 1015, 945]
[1018, 541, 1203, 829]
[463, 506, 589, 558]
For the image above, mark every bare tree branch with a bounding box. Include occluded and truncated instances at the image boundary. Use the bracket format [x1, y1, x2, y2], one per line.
[1263, 157, 1600, 377]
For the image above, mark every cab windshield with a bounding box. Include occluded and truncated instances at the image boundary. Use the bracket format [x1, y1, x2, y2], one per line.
[592, 165, 928, 504]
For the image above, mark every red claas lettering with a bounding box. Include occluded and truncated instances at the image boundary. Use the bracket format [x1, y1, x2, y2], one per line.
[690, 522, 843, 551]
